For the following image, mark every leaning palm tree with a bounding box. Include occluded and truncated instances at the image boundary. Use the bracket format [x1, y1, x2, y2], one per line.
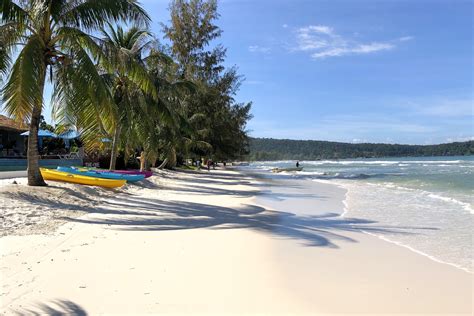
[132, 54, 198, 170]
[0, 0, 149, 186]
[96, 25, 158, 170]
[54, 27, 178, 170]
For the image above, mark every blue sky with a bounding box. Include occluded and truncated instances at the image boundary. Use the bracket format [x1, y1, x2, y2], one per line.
[46, 0, 473, 144]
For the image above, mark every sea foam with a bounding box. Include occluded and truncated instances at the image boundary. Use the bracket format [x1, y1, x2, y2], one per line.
[334, 179, 473, 273]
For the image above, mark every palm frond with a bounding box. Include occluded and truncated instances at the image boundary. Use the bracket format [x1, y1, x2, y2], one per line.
[193, 140, 212, 151]
[52, 41, 115, 150]
[172, 80, 197, 93]
[99, 25, 158, 99]
[0, 0, 29, 24]
[54, 26, 103, 59]
[2, 34, 45, 121]
[0, 21, 26, 76]
[60, 0, 150, 31]
[0, 41, 10, 76]
[143, 49, 174, 66]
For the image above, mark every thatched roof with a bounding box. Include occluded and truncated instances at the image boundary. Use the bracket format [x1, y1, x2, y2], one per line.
[0, 115, 28, 132]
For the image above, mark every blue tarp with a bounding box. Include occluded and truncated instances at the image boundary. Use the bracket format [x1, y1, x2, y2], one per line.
[58, 130, 80, 140]
[20, 130, 58, 138]
[20, 130, 58, 148]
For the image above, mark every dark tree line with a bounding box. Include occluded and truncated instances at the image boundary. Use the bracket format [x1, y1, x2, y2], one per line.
[248, 138, 474, 161]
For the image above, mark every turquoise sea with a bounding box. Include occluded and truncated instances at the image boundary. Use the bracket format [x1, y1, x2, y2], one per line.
[251, 156, 473, 273]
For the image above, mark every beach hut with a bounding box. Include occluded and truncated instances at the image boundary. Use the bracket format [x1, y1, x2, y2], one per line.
[0, 115, 27, 157]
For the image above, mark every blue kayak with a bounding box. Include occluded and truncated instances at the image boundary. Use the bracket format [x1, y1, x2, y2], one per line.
[57, 167, 145, 183]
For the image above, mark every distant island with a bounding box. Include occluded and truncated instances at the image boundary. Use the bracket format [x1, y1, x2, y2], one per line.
[247, 138, 474, 161]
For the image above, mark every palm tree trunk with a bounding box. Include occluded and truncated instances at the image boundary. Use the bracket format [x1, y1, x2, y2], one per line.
[168, 147, 177, 169]
[109, 125, 121, 170]
[157, 158, 168, 170]
[27, 68, 47, 186]
[139, 150, 146, 171]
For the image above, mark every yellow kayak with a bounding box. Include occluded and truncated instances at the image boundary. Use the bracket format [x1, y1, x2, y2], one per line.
[40, 168, 126, 188]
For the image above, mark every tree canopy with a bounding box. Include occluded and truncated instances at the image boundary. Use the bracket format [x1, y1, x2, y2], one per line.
[161, 0, 252, 163]
[248, 138, 474, 161]
[1, 0, 253, 184]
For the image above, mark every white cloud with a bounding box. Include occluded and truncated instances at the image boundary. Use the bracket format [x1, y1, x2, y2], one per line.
[299, 25, 334, 35]
[248, 45, 271, 53]
[399, 98, 473, 118]
[293, 24, 410, 59]
[311, 42, 394, 58]
[446, 136, 474, 142]
[282, 24, 288, 28]
[352, 42, 394, 53]
[351, 138, 368, 143]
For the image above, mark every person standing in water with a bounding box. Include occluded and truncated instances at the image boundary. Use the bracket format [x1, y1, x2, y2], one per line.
[296, 161, 300, 168]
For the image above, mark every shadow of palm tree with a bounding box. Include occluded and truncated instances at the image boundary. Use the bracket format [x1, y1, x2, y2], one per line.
[11, 169, 438, 249]
[12, 299, 87, 315]
[130, 171, 318, 200]
[35, 193, 435, 249]
[160, 169, 283, 187]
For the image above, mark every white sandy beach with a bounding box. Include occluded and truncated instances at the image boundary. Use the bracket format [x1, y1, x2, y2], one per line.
[0, 168, 472, 315]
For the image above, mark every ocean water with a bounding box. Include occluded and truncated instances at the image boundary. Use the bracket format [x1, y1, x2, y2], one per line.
[251, 156, 474, 273]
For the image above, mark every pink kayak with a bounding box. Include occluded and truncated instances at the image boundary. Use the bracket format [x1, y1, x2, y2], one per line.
[93, 169, 153, 178]
[111, 170, 153, 178]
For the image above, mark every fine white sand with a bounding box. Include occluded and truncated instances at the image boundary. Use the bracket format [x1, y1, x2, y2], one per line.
[0, 168, 472, 315]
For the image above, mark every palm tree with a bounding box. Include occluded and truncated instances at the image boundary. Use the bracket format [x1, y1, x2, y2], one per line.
[136, 54, 199, 170]
[54, 26, 197, 171]
[97, 26, 196, 171]
[0, 0, 150, 186]
[96, 25, 159, 170]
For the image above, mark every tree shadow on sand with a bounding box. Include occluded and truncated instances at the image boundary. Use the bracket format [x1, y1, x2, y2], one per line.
[12, 300, 87, 315]
[158, 169, 300, 189]
[13, 190, 437, 249]
[130, 171, 319, 200]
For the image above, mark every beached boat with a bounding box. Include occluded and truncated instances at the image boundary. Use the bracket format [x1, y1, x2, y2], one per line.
[101, 169, 153, 178]
[271, 167, 303, 173]
[57, 167, 145, 182]
[40, 168, 126, 188]
[80, 167, 153, 178]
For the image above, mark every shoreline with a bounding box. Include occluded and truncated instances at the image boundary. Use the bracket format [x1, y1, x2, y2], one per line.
[1, 168, 472, 314]
[246, 171, 472, 313]
[311, 178, 473, 275]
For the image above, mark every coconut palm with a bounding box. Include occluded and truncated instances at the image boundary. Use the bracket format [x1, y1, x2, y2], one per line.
[135, 55, 199, 170]
[0, 0, 150, 186]
[96, 25, 159, 170]
[94, 26, 194, 171]
[53, 25, 182, 171]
